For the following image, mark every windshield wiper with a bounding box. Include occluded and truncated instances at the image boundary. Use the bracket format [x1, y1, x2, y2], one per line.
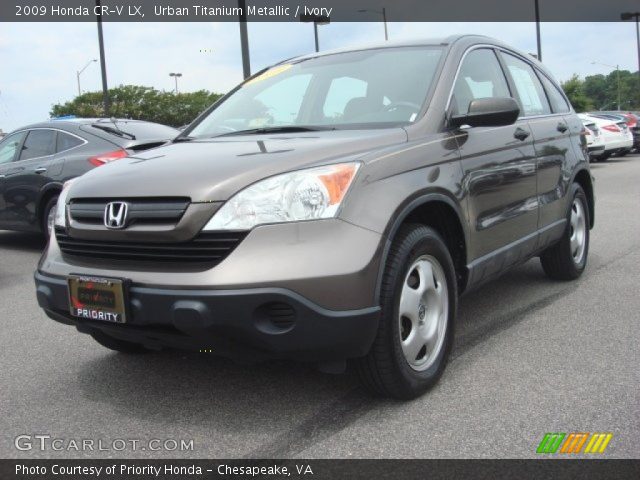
[211, 125, 336, 137]
[92, 123, 136, 140]
[173, 135, 194, 143]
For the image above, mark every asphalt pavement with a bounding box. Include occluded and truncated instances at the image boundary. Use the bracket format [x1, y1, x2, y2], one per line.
[1, 155, 639, 459]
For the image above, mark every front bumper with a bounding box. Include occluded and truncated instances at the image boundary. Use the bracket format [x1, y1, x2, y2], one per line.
[35, 218, 384, 361]
[35, 270, 380, 362]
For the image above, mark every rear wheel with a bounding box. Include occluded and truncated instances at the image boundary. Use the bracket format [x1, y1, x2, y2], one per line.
[90, 330, 151, 354]
[540, 184, 590, 280]
[355, 224, 457, 399]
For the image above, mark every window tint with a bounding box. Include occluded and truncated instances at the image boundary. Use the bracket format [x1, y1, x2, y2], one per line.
[0, 131, 26, 164]
[56, 131, 84, 152]
[452, 49, 511, 115]
[538, 73, 570, 113]
[19, 129, 57, 161]
[501, 53, 551, 116]
[323, 77, 368, 121]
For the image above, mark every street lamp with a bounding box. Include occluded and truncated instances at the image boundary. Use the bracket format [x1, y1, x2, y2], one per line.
[621, 12, 640, 89]
[76, 59, 97, 96]
[357, 7, 389, 41]
[591, 62, 621, 111]
[300, 14, 330, 52]
[169, 73, 182, 94]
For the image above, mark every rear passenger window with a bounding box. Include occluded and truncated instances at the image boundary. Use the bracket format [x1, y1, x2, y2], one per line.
[501, 53, 551, 117]
[18, 129, 57, 161]
[452, 49, 511, 115]
[538, 73, 570, 113]
[56, 131, 84, 152]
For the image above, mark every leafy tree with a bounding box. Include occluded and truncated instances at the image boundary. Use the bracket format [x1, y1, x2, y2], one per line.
[50, 85, 223, 127]
[561, 75, 593, 112]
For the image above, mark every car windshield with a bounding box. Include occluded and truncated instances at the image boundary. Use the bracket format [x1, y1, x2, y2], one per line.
[188, 46, 443, 138]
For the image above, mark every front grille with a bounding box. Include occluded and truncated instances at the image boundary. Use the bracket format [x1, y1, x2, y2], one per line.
[69, 198, 190, 226]
[55, 229, 247, 264]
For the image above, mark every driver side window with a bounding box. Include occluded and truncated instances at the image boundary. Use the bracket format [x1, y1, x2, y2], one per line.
[452, 49, 511, 115]
[0, 131, 27, 165]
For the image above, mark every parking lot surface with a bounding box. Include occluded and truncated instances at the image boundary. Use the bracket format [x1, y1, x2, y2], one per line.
[1, 155, 639, 459]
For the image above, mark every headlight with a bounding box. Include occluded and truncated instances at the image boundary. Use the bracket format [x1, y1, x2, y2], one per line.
[53, 179, 76, 228]
[203, 163, 360, 231]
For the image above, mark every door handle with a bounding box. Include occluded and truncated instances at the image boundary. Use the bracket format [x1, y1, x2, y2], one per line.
[514, 127, 530, 141]
[557, 122, 568, 133]
[34, 167, 47, 174]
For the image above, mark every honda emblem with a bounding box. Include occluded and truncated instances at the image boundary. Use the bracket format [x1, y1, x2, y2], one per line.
[104, 202, 129, 229]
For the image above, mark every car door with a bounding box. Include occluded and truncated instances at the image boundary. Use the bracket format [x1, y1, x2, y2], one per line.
[0, 130, 28, 227]
[499, 52, 574, 238]
[3, 128, 59, 230]
[451, 47, 538, 281]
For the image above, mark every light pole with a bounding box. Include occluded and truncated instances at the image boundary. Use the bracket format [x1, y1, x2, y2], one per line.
[76, 59, 97, 96]
[95, 0, 110, 115]
[238, 0, 251, 79]
[357, 7, 389, 41]
[591, 61, 621, 111]
[621, 12, 640, 92]
[534, 0, 542, 61]
[169, 73, 182, 94]
[300, 14, 330, 52]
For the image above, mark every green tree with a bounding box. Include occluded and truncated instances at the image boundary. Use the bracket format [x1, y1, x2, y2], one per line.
[50, 85, 223, 127]
[561, 75, 593, 112]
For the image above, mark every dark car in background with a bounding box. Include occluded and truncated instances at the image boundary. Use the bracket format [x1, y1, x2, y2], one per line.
[0, 118, 179, 238]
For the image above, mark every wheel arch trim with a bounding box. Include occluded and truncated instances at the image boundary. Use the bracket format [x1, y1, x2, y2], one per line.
[373, 191, 469, 303]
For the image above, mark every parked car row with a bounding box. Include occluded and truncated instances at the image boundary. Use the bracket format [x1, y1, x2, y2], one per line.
[578, 111, 638, 161]
[0, 118, 179, 238]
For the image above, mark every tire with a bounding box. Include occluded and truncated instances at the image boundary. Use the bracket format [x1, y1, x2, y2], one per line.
[41, 196, 58, 241]
[540, 184, 590, 281]
[90, 330, 151, 354]
[355, 224, 457, 400]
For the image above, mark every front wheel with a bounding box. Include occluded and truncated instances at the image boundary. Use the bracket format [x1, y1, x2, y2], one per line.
[540, 184, 590, 280]
[355, 224, 457, 399]
[41, 196, 58, 241]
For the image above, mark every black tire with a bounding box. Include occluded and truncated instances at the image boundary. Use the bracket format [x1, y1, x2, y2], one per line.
[540, 184, 590, 281]
[41, 196, 58, 241]
[355, 224, 457, 400]
[90, 330, 151, 354]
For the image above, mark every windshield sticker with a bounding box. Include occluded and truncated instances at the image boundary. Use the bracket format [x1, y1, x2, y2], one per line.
[245, 64, 292, 85]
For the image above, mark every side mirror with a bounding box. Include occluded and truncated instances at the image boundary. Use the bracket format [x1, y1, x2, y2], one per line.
[450, 97, 520, 128]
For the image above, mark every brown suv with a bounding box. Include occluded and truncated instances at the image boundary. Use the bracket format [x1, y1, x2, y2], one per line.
[34, 35, 594, 399]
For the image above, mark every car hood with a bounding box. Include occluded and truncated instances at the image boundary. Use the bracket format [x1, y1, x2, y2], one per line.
[69, 129, 407, 202]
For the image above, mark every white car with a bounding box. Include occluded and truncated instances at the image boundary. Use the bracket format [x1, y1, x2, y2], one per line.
[579, 113, 633, 160]
[579, 117, 605, 161]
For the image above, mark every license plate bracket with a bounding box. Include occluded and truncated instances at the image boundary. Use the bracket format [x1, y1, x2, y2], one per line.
[67, 275, 128, 323]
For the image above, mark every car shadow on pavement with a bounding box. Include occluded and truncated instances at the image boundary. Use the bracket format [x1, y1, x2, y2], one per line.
[0, 231, 46, 252]
[75, 349, 384, 457]
[68, 258, 564, 457]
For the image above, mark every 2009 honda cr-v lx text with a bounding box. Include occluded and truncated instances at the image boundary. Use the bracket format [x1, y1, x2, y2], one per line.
[35, 35, 594, 399]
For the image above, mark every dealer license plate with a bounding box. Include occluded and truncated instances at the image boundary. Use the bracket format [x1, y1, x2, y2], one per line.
[67, 275, 127, 323]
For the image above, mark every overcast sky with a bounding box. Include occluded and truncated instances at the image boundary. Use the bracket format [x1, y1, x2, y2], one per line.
[0, 21, 638, 132]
